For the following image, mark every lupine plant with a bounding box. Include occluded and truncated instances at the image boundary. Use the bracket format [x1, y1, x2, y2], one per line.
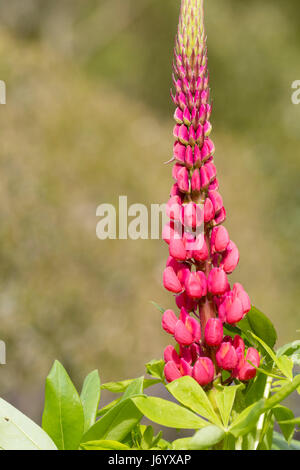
[0, 0, 299, 451]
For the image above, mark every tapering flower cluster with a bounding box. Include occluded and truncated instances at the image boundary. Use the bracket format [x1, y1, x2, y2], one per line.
[162, 0, 260, 387]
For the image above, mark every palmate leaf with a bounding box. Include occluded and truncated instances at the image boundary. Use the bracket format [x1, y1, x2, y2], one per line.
[0, 398, 57, 450]
[213, 384, 244, 428]
[166, 376, 222, 427]
[42, 360, 84, 450]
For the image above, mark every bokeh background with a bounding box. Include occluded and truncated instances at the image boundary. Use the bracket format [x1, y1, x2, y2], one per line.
[0, 0, 299, 427]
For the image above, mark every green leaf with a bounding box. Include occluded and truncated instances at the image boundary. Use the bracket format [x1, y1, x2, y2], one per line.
[247, 306, 277, 348]
[42, 360, 84, 450]
[150, 301, 165, 314]
[189, 425, 225, 450]
[80, 440, 130, 450]
[214, 384, 243, 428]
[145, 359, 165, 380]
[132, 396, 207, 429]
[101, 378, 160, 393]
[229, 399, 265, 438]
[277, 417, 300, 426]
[171, 438, 192, 450]
[82, 398, 142, 443]
[273, 406, 295, 444]
[277, 340, 300, 366]
[250, 333, 292, 379]
[80, 370, 101, 433]
[272, 431, 300, 450]
[245, 372, 267, 407]
[264, 374, 300, 410]
[0, 398, 57, 450]
[97, 398, 121, 417]
[121, 376, 144, 402]
[166, 376, 222, 426]
[277, 356, 294, 380]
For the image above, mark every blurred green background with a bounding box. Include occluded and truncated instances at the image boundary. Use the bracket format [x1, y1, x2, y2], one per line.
[0, 0, 299, 424]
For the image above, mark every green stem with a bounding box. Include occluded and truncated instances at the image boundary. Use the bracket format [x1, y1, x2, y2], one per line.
[253, 376, 273, 450]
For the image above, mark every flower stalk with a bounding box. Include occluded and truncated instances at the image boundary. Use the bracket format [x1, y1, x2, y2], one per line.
[161, 0, 260, 387]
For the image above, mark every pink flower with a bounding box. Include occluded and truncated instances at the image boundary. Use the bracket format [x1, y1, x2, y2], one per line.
[169, 237, 187, 261]
[220, 241, 240, 274]
[191, 169, 201, 193]
[177, 167, 190, 193]
[181, 202, 203, 229]
[207, 268, 228, 295]
[235, 348, 260, 381]
[216, 342, 238, 370]
[193, 357, 215, 386]
[232, 283, 251, 314]
[185, 271, 207, 299]
[185, 145, 194, 169]
[164, 361, 182, 382]
[162, 309, 178, 335]
[204, 198, 215, 222]
[160, 0, 256, 386]
[204, 318, 223, 347]
[211, 226, 230, 254]
[166, 196, 182, 221]
[164, 345, 180, 366]
[164, 358, 193, 383]
[218, 291, 244, 324]
[163, 267, 182, 293]
[174, 315, 201, 346]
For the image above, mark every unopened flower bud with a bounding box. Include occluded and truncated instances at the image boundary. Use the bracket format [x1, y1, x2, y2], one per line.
[174, 141, 186, 164]
[191, 169, 201, 193]
[185, 145, 194, 169]
[177, 167, 190, 193]
[174, 107, 183, 124]
[178, 124, 189, 145]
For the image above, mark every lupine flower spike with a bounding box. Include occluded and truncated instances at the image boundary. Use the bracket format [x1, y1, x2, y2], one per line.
[162, 0, 260, 387]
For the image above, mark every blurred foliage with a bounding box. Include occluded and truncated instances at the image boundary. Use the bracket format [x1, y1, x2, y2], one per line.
[0, 0, 299, 421]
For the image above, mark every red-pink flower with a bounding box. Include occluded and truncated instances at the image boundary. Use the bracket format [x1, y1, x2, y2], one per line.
[204, 318, 223, 347]
[193, 357, 215, 386]
[160, 0, 255, 387]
